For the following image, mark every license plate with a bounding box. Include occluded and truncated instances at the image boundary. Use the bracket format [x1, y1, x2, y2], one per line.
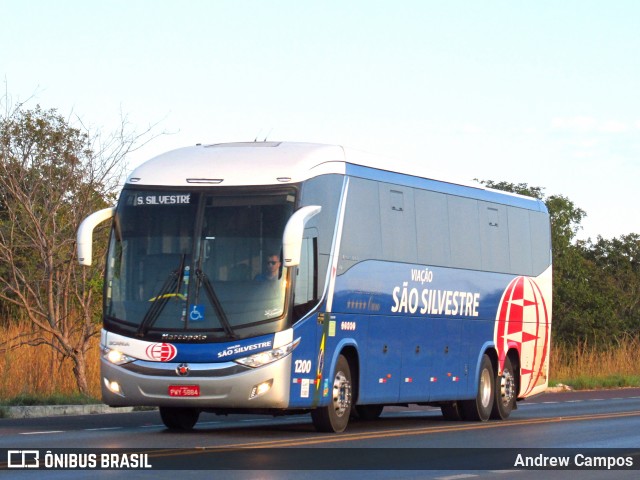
[168, 385, 200, 397]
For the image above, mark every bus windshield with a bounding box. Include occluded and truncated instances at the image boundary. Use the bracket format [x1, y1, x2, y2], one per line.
[104, 188, 296, 341]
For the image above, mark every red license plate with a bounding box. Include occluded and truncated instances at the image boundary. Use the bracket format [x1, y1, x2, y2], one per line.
[168, 385, 200, 397]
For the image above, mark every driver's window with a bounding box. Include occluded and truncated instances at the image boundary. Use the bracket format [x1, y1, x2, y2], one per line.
[293, 229, 318, 321]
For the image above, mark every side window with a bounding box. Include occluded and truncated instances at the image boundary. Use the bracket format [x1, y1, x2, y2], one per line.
[479, 202, 510, 273]
[293, 231, 318, 321]
[530, 210, 552, 275]
[415, 189, 451, 266]
[299, 173, 345, 297]
[339, 177, 382, 272]
[448, 196, 481, 270]
[507, 207, 533, 275]
[379, 184, 417, 263]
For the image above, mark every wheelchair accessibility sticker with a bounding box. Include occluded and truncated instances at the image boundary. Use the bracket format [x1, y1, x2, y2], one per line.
[189, 304, 205, 322]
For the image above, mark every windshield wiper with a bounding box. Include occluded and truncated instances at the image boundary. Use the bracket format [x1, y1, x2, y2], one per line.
[136, 255, 186, 337]
[195, 269, 237, 339]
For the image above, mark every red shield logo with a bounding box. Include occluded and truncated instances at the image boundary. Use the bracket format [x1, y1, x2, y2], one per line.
[145, 343, 177, 362]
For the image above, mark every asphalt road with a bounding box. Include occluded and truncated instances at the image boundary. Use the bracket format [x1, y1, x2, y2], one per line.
[1, 388, 639, 479]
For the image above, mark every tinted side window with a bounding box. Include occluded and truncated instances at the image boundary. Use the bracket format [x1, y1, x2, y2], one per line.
[300, 174, 345, 291]
[338, 176, 551, 276]
[448, 196, 481, 270]
[479, 202, 510, 273]
[507, 207, 533, 275]
[530, 210, 552, 275]
[379, 184, 417, 263]
[293, 233, 318, 320]
[339, 177, 382, 272]
[415, 189, 451, 266]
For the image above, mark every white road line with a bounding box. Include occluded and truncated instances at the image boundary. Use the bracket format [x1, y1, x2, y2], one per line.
[20, 430, 64, 435]
[84, 427, 122, 431]
[435, 474, 478, 480]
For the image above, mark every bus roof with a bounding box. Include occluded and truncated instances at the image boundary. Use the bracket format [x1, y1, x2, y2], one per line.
[126, 141, 546, 212]
[127, 141, 347, 186]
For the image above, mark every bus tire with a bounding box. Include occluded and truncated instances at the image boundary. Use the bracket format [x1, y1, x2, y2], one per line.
[460, 354, 494, 421]
[491, 356, 517, 420]
[440, 401, 464, 421]
[159, 407, 200, 431]
[355, 404, 384, 420]
[311, 354, 352, 432]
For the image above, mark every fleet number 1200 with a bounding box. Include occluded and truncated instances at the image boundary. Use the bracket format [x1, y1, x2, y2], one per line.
[294, 359, 312, 374]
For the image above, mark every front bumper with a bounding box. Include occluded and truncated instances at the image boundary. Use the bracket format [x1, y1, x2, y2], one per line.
[101, 355, 292, 409]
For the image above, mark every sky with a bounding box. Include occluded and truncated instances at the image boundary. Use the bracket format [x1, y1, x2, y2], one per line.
[2, 0, 639, 241]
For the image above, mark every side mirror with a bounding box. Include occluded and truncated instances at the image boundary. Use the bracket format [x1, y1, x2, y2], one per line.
[282, 205, 321, 267]
[77, 207, 116, 266]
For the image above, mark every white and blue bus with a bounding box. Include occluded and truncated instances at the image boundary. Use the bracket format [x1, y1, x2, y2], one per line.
[78, 142, 552, 432]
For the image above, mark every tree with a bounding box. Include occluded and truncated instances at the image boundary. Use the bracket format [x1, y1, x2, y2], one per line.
[0, 103, 155, 395]
[585, 234, 640, 336]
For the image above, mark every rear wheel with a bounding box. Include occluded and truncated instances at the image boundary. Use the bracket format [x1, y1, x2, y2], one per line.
[311, 354, 352, 432]
[460, 354, 494, 421]
[491, 356, 517, 420]
[159, 407, 200, 431]
[440, 401, 464, 421]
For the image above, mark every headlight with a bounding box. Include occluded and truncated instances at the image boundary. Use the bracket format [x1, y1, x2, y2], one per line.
[234, 338, 300, 368]
[102, 347, 136, 365]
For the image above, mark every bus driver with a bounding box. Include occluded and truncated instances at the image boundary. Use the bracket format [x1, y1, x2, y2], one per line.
[255, 254, 281, 281]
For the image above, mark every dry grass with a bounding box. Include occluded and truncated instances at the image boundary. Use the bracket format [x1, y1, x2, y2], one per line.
[1, 322, 639, 403]
[550, 335, 640, 389]
[0, 322, 101, 402]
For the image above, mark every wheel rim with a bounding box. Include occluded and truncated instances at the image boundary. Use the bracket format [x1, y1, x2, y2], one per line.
[479, 367, 492, 408]
[332, 370, 351, 418]
[500, 368, 516, 406]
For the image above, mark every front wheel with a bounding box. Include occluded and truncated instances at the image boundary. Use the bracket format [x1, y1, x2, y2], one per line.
[460, 354, 494, 421]
[159, 407, 200, 431]
[355, 404, 384, 421]
[311, 354, 353, 432]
